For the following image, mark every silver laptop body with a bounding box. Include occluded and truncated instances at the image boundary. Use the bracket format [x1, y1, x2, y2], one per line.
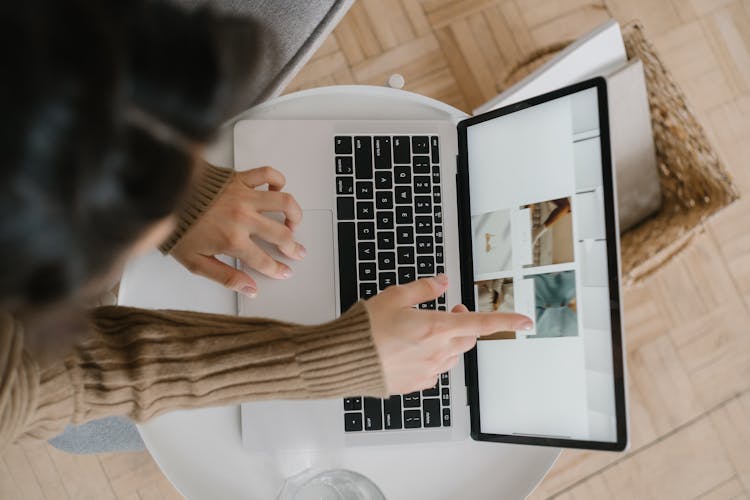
[234, 119, 471, 452]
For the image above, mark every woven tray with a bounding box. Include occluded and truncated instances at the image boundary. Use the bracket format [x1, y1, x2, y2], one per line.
[498, 21, 739, 286]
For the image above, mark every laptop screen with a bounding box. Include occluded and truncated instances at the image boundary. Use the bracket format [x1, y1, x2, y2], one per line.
[463, 82, 623, 445]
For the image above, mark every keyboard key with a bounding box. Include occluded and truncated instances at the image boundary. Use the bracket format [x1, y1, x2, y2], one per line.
[376, 212, 394, 230]
[374, 136, 392, 170]
[378, 251, 395, 270]
[435, 225, 443, 244]
[335, 136, 353, 154]
[376, 191, 393, 210]
[360, 282, 377, 300]
[364, 397, 383, 431]
[395, 185, 413, 204]
[417, 256, 435, 275]
[416, 236, 434, 254]
[393, 136, 410, 163]
[394, 166, 411, 184]
[336, 156, 353, 174]
[412, 136, 429, 155]
[442, 408, 451, 427]
[359, 262, 376, 281]
[337, 222, 357, 313]
[337, 197, 354, 220]
[413, 156, 430, 174]
[345, 412, 363, 432]
[375, 171, 392, 190]
[435, 246, 444, 263]
[414, 176, 431, 193]
[419, 300, 436, 310]
[336, 177, 353, 195]
[436, 265, 445, 275]
[344, 397, 362, 411]
[440, 372, 449, 385]
[379, 272, 396, 290]
[397, 226, 414, 245]
[415, 216, 432, 234]
[398, 266, 416, 284]
[438, 293, 446, 305]
[403, 392, 421, 408]
[397, 246, 415, 265]
[377, 231, 395, 249]
[422, 382, 439, 397]
[415, 196, 432, 214]
[356, 201, 374, 220]
[441, 388, 450, 406]
[383, 395, 402, 430]
[434, 206, 443, 224]
[438, 305, 446, 311]
[423, 398, 441, 428]
[356, 181, 374, 199]
[432, 165, 441, 184]
[433, 186, 441, 204]
[357, 222, 375, 240]
[354, 136, 373, 179]
[430, 136, 440, 162]
[404, 410, 421, 429]
[395, 205, 413, 224]
[358, 242, 375, 261]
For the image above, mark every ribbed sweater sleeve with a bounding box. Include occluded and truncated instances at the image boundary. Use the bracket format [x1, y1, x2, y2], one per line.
[0, 302, 385, 449]
[159, 163, 234, 254]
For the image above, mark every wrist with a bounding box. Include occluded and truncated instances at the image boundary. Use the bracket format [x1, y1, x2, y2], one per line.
[294, 302, 387, 398]
[159, 163, 234, 254]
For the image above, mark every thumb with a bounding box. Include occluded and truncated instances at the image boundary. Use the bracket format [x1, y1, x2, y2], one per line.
[451, 303, 469, 313]
[179, 255, 258, 297]
[391, 274, 449, 306]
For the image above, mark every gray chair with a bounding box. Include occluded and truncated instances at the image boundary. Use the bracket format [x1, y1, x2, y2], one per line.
[49, 0, 354, 455]
[178, 0, 355, 111]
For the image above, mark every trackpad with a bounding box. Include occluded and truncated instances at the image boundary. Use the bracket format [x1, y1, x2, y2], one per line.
[237, 209, 336, 325]
[238, 210, 343, 454]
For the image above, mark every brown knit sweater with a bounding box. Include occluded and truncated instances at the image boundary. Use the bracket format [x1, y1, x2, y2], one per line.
[0, 165, 385, 450]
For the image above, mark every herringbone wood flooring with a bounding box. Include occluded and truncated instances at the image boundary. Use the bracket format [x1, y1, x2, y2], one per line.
[3, 0, 750, 498]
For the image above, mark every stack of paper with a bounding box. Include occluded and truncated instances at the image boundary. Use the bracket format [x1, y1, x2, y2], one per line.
[475, 20, 661, 232]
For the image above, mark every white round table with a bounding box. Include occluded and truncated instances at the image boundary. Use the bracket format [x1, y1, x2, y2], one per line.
[126, 86, 560, 500]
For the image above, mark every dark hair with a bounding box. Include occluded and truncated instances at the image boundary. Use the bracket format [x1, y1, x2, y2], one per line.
[0, 0, 260, 308]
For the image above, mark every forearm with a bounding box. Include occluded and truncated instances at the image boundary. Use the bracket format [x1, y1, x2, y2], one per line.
[9, 303, 385, 446]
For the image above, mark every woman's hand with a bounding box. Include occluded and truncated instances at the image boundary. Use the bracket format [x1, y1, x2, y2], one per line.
[365, 274, 533, 395]
[171, 166, 304, 297]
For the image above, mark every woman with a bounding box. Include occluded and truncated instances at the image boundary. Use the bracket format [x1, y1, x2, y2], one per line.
[0, 0, 531, 450]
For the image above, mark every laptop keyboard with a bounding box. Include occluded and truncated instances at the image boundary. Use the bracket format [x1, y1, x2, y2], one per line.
[334, 135, 451, 432]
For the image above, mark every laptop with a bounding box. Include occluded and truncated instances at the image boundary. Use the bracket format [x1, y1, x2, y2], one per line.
[236, 78, 628, 453]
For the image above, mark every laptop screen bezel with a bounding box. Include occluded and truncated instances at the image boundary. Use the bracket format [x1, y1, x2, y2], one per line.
[455, 77, 628, 451]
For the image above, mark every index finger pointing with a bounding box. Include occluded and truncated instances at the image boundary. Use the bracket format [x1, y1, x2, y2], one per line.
[437, 311, 533, 339]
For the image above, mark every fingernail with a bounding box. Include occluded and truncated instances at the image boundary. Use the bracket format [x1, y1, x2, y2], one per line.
[435, 274, 449, 285]
[240, 285, 257, 298]
[518, 318, 534, 331]
[280, 266, 293, 279]
[296, 243, 307, 259]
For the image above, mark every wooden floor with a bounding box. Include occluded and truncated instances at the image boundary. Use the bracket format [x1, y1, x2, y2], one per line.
[3, 0, 750, 498]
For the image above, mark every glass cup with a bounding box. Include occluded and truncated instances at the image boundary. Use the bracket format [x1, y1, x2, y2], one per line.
[277, 468, 386, 500]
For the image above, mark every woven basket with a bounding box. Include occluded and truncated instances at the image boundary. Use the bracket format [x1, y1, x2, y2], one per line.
[498, 21, 739, 286]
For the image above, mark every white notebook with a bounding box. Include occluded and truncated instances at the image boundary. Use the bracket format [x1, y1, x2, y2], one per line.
[605, 59, 661, 231]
